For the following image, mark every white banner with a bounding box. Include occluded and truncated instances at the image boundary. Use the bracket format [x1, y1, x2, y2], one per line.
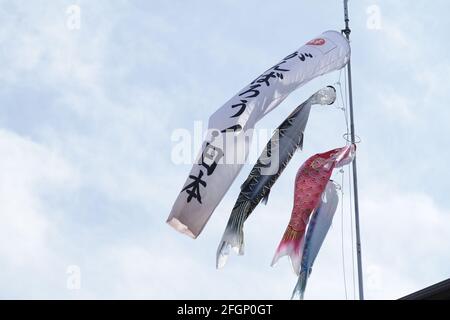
[167, 30, 350, 238]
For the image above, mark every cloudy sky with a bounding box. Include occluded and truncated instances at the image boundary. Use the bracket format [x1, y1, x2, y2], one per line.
[1, 0, 449, 299]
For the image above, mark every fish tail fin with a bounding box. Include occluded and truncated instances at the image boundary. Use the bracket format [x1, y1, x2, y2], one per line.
[271, 226, 304, 274]
[216, 202, 251, 269]
[291, 269, 309, 300]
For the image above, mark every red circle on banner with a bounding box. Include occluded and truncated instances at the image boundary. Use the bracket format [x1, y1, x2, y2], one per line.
[307, 38, 326, 46]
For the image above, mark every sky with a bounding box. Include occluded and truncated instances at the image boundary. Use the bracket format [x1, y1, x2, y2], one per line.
[0, 0, 450, 300]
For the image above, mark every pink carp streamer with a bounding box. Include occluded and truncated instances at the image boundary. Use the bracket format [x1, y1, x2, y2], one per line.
[271, 144, 356, 273]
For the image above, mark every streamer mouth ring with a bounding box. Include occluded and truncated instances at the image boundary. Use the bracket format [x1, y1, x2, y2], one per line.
[326, 86, 336, 105]
[343, 133, 361, 144]
[311, 86, 337, 105]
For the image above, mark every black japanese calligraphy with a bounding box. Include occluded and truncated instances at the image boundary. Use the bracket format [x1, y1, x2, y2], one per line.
[227, 51, 314, 120]
[182, 170, 207, 204]
[181, 130, 226, 203]
[255, 71, 284, 87]
[221, 124, 242, 132]
[239, 84, 261, 99]
[201, 142, 224, 176]
[298, 52, 313, 61]
[231, 99, 248, 118]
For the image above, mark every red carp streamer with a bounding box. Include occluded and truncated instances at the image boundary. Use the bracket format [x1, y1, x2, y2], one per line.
[271, 144, 356, 273]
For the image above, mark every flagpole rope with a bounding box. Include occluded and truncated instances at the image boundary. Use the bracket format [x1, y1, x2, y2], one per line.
[339, 171, 348, 300]
[335, 69, 357, 300]
[348, 158, 356, 299]
[343, 69, 357, 300]
[335, 70, 348, 300]
[343, 0, 365, 299]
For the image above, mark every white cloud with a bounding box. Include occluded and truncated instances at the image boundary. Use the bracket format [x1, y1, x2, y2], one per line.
[378, 91, 417, 124]
[0, 129, 77, 264]
[360, 183, 450, 299]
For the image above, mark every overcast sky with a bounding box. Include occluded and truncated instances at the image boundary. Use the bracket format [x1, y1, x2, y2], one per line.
[1, 0, 449, 299]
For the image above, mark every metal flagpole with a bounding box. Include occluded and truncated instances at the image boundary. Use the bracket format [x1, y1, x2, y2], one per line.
[342, 0, 364, 300]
